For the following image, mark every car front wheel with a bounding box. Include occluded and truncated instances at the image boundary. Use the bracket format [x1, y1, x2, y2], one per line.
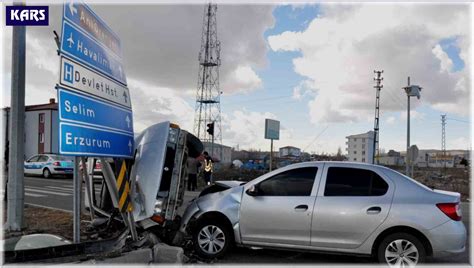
[377, 232, 426, 266]
[193, 220, 232, 259]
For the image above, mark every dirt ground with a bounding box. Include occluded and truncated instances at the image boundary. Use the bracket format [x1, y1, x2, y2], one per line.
[3, 205, 89, 241]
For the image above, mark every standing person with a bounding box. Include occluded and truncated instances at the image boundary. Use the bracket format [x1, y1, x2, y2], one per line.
[187, 157, 199, 191]
[202, 151, 213, 185]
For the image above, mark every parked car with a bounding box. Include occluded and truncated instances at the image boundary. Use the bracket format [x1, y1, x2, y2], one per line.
[24, 154, 74, 178]
[180, 161, 466, 265]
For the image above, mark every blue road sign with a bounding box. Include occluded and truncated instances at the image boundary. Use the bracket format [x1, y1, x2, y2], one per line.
[58, 88, 133, 134]
[63, 0, 122, 58]
[61, 20, 126, 85]
[60, 122, 134, 158]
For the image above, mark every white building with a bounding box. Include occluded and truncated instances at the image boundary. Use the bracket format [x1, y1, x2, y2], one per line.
[202, 142, 232, 164]
[346, 131, 374, 163]
[3, 99, 59, 160]
[279, 146, 301, 158]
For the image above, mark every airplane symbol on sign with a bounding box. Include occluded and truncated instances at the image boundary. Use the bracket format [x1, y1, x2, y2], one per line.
[67, 33, 74, 48]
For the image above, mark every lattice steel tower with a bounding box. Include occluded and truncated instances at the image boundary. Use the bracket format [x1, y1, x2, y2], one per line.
[193, 3, 222, 159]
[373, 70, 383, 164]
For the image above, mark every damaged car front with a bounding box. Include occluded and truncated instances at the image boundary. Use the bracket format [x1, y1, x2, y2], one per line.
[179, 181, 246, 258]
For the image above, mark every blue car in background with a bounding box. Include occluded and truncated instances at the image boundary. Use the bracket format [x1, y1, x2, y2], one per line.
[24, 154, 74, 178]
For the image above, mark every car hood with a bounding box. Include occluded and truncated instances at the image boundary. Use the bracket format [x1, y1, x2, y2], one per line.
[214, 180, 246, 189]
[130, 122, 170, 222]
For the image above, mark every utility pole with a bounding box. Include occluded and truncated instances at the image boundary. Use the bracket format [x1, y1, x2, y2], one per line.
[373, 70, 383, 164]
[406, 77, 410, 175]
[403, 77, 422, 176]
[6, 1, 26, 231]
[441, 114, 447, 173]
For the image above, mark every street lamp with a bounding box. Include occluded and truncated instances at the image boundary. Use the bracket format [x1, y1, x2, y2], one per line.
[403, 77, 422, 176]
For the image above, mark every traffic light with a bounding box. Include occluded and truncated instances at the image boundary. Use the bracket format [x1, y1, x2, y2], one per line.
[206, 122, 214, 136]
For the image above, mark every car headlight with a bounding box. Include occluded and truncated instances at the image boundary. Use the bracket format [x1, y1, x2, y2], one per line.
[154, 198, 164, 214]
[168, 127, 178, 143]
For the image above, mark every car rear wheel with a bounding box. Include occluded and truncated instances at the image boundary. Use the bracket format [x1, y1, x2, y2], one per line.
[43, 168, 51, 179]
[377, 233, 426, 266]
[193, 220, 232, 259]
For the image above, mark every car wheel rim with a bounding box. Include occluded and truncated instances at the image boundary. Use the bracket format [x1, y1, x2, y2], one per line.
[198, 225, 225, 255]
[385, 239, 419, 267]
[44, 170, 50, 177]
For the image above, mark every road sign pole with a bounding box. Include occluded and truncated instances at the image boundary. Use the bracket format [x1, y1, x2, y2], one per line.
[6, 1, 26, 232]
[270, 139, 273, 172]
[73, 156, 81, 243]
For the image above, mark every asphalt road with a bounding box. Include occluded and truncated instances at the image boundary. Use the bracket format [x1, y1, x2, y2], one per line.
[10, 176, 472, 264]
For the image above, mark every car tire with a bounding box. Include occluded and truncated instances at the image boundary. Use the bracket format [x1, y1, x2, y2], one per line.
[43, 168, 51, 179]
[377, 232, 426, 266]
[193, 219, 232, 259]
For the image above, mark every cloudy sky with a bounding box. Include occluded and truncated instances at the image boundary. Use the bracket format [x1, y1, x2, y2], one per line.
[2, 2, 471, 154]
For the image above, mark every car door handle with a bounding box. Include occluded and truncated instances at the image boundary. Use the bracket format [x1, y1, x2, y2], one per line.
[367, 206, 382, 215]
[294, 205, 308, 212]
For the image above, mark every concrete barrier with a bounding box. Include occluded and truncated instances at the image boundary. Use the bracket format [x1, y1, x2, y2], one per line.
[152, 243, 185, 264]
[82, 248, 154, 264]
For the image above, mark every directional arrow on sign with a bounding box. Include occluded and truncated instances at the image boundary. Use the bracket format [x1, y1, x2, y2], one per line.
[123, 92, 128, 104]
[128, 140, 132, 153]
[125, 115, 131, 128]
[69, 0, 77, 16]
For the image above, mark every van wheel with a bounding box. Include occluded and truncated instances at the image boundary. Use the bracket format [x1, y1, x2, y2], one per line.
[193, 219, 232, 259]
[377, 233, 426, 266]
[43, 168, 51, 178]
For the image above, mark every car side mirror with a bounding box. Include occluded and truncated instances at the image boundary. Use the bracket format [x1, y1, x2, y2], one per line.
[246, 185, 259, 196]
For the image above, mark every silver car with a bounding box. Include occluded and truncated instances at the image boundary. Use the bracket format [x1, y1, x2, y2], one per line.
[180, 161, 466, 266]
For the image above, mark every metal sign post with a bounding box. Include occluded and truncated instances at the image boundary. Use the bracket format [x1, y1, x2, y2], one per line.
[265, 119, 280, 172]
[73, 156, 81, 243]
[57, 0, 135, 243]
[270, 139, 273, 172]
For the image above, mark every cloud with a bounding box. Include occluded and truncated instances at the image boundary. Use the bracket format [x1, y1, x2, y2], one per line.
[222, 109, 293, 149]
[292, 79, 314, 100]
[432, 44, 453, 73]
[385, 116, 396, 124]
[268, 3, 470, 123]
[222, 65, 262, 94]
[127, 78, 194, 133]
[2, 4, 274, 103]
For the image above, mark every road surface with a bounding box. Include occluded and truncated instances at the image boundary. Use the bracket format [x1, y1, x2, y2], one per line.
[8, 176, 472, 264]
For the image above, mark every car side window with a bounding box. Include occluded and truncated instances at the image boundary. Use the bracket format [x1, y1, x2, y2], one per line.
[27, 156, 40, 162]
[258, 167, 318, 196]
[324, 167, 388, 196]
[38, 155, 49, 162]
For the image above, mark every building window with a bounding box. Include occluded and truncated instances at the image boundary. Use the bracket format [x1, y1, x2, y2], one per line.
[362, 138, 365, 142]
[353, 138, 357, 142]
[353, 151, 357, 154]
[362, 158, 365, 162]
[39, 133, 45, 143]
[362, 144, 365, 148]
[39, 113, 45, 123]
[362, 151, 365, 155]
[353, 144, 356, 148]
[353, 158, 357, 161]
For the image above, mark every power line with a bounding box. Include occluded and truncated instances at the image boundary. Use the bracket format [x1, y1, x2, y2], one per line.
[302, 124, 330, 152]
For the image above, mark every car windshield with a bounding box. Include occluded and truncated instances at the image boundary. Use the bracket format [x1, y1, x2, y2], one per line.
[50, 155, 73, 161]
